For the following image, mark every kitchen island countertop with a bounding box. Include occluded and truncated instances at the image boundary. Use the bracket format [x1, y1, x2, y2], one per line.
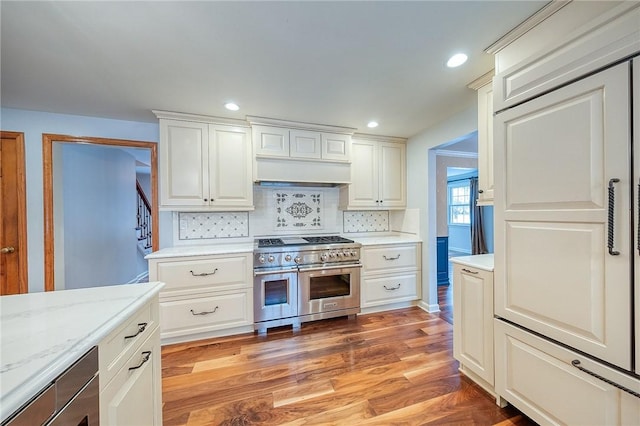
[0, 281, 164, 423]
[450, 253, 494, 272]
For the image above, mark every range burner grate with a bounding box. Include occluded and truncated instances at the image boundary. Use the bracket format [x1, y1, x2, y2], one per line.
[302, 236, 354, 244]
[257, 238, 284, 247]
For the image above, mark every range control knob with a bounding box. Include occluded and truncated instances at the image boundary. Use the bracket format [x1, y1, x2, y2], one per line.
[329, 252, 337, 259]
[320, 253, 328, 262]
[268, 255, 275, 263]
[350, 251, 357, 257]
[284, 254, 292, 262]
[258, 255, 266, 264]
[294, 256, 302, 264]
[336, 251, 343, 257]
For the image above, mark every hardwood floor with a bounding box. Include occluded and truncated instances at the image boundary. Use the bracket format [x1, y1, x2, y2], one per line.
[161, 289, 536, 425]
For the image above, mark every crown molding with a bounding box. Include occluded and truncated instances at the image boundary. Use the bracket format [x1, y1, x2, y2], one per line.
[485, 0, 572, 55]
[467, 70, 494, 90]
[246, 115, 357, 134]
[352, 133, 407, 144]
[152, 110, 250, 127]
[434, 149, 478, 159]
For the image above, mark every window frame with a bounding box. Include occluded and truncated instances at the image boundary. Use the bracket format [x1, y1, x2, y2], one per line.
[447, 179, 471, 226]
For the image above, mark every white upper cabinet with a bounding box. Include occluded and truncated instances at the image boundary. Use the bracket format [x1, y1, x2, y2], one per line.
[342, 136, 406, 209]
[252, 125, 290, 157]
[250, 119, 352, 163]
[290, 129, 322, 159]
[476, 82, 494, 205]
[157, 113, 253, 211]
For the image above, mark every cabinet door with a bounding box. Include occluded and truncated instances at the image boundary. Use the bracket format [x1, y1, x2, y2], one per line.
[494, 63, 631, 369]
[379, 142, 406, 208]
[101, 329, 162, 426]
[253, 125, 289, 157]
[321, 133, 350, 161]
[477, 82, 494, 205]
[453, 265, 494, 386]
[349, 139, 378, 207]
[290, 129, 321, 159]
[159, 120, 208, 207]
[208, 125, 253, 208]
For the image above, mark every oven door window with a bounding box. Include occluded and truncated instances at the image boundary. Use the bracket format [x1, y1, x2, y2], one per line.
[264, 279, 290, 306]
[309, 274, 351, 299]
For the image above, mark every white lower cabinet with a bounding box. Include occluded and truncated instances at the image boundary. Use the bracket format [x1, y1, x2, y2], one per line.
[148, 252, 254, 344]
[99, 296, 162, 426]
[452, 264, 496, 400]
[495, 320, 640, 426]
[361, 243, 421, 312]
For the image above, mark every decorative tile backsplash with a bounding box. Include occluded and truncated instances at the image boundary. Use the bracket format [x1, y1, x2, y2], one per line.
[273, 190, 323, 230]
[343, 211, 390, 233]
[178, 212, 249, 240]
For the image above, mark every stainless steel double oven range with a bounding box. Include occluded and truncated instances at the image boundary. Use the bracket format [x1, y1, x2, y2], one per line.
[253, 235, 362, 333]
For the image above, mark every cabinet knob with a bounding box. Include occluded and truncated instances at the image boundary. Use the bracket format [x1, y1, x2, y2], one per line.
[478, 189, 484, 194]
[204, 198, 208, 202]
[0, 247, 15, 254]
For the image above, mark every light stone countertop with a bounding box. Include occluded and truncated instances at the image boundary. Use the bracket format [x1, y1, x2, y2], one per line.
[348, 233, 422, 246]
[450, 253, 494, 272]
[0, 281, 165, 423]
[145, 242, 254, 259]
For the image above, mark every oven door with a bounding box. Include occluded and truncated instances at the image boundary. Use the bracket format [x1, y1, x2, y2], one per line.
[298, 263, 361, 316]
[253, 268, 298, 323]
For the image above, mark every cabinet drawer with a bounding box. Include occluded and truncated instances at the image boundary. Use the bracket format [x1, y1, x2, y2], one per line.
[155, 254, 251, 296]
[99, 298, 158, 391]
[362, 244, 418, 273]
[495, 320, 640, 426]
[100, 328, 161, 426]
[362, 273, 418, 307]
[160, 290, 252, 339]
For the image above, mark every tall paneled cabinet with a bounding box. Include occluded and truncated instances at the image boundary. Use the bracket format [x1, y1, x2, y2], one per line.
[491, 2, 640, 425]
[154, 111, 253, 211]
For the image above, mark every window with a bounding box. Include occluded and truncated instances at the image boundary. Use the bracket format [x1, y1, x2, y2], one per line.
[448, 180, 470, 225]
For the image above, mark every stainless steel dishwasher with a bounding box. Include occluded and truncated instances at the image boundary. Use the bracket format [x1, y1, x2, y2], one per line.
[3, 346, 99, 426]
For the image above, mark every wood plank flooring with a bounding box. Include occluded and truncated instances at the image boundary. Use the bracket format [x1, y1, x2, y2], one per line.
[161, 285, 536, 425]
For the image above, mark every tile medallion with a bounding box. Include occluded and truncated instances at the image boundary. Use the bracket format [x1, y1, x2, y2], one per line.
[274, 190, 323, 230]
[178, 212, 249, 240]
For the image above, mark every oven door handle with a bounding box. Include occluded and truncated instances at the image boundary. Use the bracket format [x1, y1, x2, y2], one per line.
[254, 268, 298, 276]
[298, 263, 362, 273]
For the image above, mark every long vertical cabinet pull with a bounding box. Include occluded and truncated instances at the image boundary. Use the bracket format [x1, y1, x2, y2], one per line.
[637, 180, 640, 255]
[607, 178, 620, 256]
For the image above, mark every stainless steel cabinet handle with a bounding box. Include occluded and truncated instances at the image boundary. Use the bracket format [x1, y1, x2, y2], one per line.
[129, 351, 151, 371]
[383, 254, 400, 261]
[637, 180, 639, 255]
[124, 322, 148, 339]
[298, 263, 362, 273]
[572, 360, 639, 398]
[461, 268, 479, 274]
[190, 268, 218, 277]
[607, 178, 620, 256]
[0, 246, 15, 254]
[190, 306, 219, 316]
[254, 267, 298, 276]
[383, 284, 401, 291]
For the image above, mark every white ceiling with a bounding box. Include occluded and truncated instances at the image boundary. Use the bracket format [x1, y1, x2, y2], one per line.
[0, 1, 547, 138]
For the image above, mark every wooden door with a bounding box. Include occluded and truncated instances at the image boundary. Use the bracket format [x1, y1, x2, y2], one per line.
[494, 63, 631, 369]
[0, 131, 28, 295]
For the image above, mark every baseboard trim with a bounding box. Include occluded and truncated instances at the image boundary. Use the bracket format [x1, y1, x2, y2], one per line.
[418, 300, 440, 313]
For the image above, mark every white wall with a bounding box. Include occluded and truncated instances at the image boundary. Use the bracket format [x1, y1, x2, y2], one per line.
[61, 144, 137, 289]
[0, 107, 172, 293]
[406, 104, 478, 312]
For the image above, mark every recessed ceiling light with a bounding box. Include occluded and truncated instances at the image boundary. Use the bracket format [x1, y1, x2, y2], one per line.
[224, 102, 240, 111]
[367, 121, 379, 128]
[446, 53, 468, 68]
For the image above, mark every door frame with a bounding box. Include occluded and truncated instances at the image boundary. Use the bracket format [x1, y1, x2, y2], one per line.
[0, 131, 28, 294]
[43, 134, 159, 292]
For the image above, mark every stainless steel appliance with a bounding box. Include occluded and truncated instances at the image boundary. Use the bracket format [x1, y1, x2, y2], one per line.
[3, 346, 99, 426]
[253, 235, 361, 333]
